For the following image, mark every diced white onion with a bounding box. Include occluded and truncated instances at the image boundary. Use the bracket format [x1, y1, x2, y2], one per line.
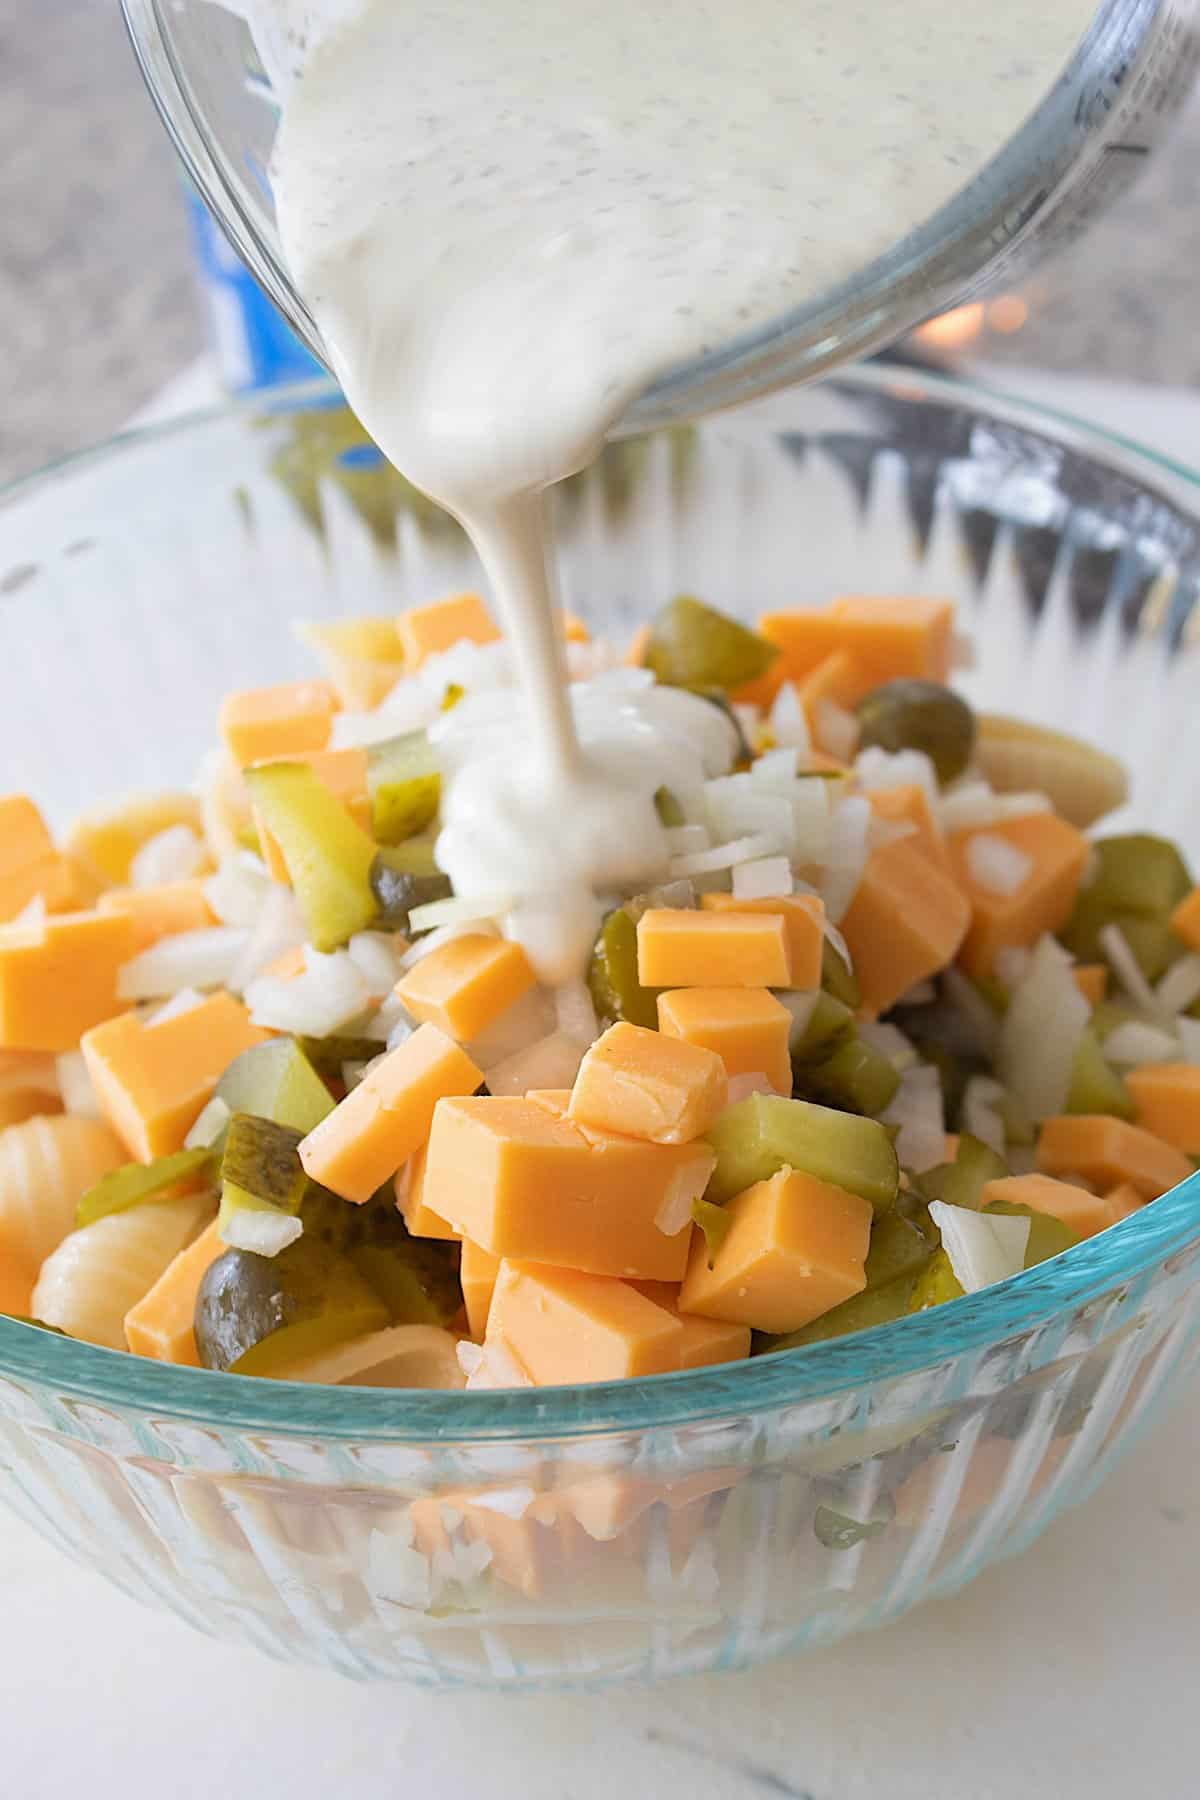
[118, 926, 251, 1000]
[727, 1071, 776, 1103]
[941, 966, 1001, 1058]
[246, 947, 371, 1037]
[469, 1484, 537, 1519]
[11, 895, 46, 930]
[866, 815, 918, 852]
[483, 1030, 584, 1097]
[991, 793, 1052, 821]
[789, 780, 833, 867]
[220, 1210, 304, 1257]
[898, 979, 936, 1007]
[751, 747, 799, 787]
[814, 699, 859, 763]
[468, 986, 557, 1066]
[347, 930, 406, 997]
[669, 833, 779, 877]
[654, 1150, 715, 1236]
[819, 794, 872, 924]
[732, 856, 792, 901]
[228, 884, 307, 993]
[1156, 953, 1200, 1016]
[767, 682, 810, 752]
[131, 824, 206, 888]
[965, 832, 1034, 897]
[857, 1020, 918, 1070]
[732, 703, 762, 745]
[407, 894, 514, 934]
[704, 776, 794, 852]
[554, 979, 598, 1046]
[204, 857, 273, 929]
[398, 919, 499, 971]
[881, 1063, 945, 1172]
[185, 1096, 232, 1149]
[459, 1337, 532, 1390]
[1177, 1017, 1200, 1067]
[55, 1050, 100, 1118]
[929, 1201, 1030, 1294]
[1103, 1021, 1181, 1067]
[1099, 923, 1174, 1026]
[962, 1074, 1008, 1156]
[937, 781, 1002, 833]
[854, 746, 939, 812]
[997, 935, 1089, 1121]
[950, 631, 977, 672]
[994, 946, 1033, 991]
[821, 916, 854, 973]
[777, 989, 819, 1049]
[145, 987, 208, 1026]
[664, 825, 710, 856]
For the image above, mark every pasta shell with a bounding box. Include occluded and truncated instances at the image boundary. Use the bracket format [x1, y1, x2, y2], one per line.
[32, 1195, 212, 1349]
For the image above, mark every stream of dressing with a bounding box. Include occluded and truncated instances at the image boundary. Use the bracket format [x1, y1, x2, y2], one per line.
[237, 0, 1093, 980]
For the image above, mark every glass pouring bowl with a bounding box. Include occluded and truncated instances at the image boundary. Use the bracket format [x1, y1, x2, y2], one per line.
[120, 0, 1200, 432]
[1, 366, 1200, 1686]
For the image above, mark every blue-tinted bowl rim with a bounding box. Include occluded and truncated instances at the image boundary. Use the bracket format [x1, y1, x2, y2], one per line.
[1, 362, 1198, 1441]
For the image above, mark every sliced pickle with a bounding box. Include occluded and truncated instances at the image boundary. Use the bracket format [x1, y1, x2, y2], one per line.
[215, 1038, 334, 1134]
[368, 731, 442, 845]
[244, 761, 378, 952]
[77, 1147, 215, 1228]
[643, 595, 779, 693]
[705, 1092, 899, 1211]
[856, 680, 976, 785]
[369, 848, 452, 931]
[974, 715, 1129, 829]
[194, 1237, 389, 1376]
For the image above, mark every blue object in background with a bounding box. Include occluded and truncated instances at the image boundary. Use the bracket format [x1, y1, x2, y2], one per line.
[185, 189, 326, 393]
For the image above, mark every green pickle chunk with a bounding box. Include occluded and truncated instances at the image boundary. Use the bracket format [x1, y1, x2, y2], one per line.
[1067, 1028, 1133, 1120]
[794, 1033, 900, 1118]
[856, 679, 976, 784]
[588, 906, 661, 1030]
[341, 1197, 461, 1326]
[908, 1249, 965, 1312]
[918, 1133, 1008, 1212]
[1060, 833, 1192, 978]
[984, 1200, 1081, 1269]
[369, 847, 452, 930]
[643, 595, 779, 693]
[762, 1276, 919, 1350]
[821, 938, 860, 1010]
[705, 1092, 900, 1211]
[691, 1197, 733, 1266]
[863, 1210, 936, 1290]
[194, 1237, 389, 1377]
[77, 1147, 216, 1228]
[790, 990, 855, 1063]
[244, 761, 378, 952]
[216, 1038, 334, 1134]
[217, 1114, 311, 1238]
[368, 731, 442, 844]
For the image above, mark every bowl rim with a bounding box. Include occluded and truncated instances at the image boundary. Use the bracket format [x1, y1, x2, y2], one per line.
[1, 362, 1199, 1443]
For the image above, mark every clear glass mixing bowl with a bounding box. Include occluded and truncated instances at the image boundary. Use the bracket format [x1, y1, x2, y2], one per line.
[121, 0, 1200, 432]
[1, 366, 1199, 1687]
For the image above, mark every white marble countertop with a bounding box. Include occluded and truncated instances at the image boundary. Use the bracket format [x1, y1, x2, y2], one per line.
[3, 365, 1199, 1797]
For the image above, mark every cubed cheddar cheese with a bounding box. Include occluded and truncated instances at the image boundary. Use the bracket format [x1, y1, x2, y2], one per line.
[82, 991, 269, 1162]
[0, 910, 135, 1052]
[1169, 886, 1200, 953]
[460, 1237, 501, 1341]
[250, 747, 371, 883]
[218, 679, 340, 767]
[629, 1280, 751, 1369]
[65, 792, 205, 890]
[396, 591, 499, 668]
[679, 1166, 872, 1333]
[568, 1021, 727, 1145]
[422, 1095, 710, 1280]
[299, 1023, 482, 1203]
[97, 879, 216, 953]
[657, 987, 793, 1097]
[124, 1219, 224, 1366]
[487, 1262, 684, 1383]
[865, 784, 949, 871]
[394, 1142, 458, 1241]
[636, 908, 793, 989]
[699, 892, 824, 990]
[947, 813, 1089, 978]
[1035, 1114, 1192, 1200]
[394, 934, 536, 1043]
[981, 1172, 1123, 1240]
[0, 795, 76, 921]
[296, 616, 407, 711]
[758, 596, 955, 685]
[1124, 1063, 1200, 1156]
[840, 838, 970, 1016]
[1072, 963, 1108, 1008]
[1105, 1182, 1146, 1222]
[523, 1087, 574, 1116]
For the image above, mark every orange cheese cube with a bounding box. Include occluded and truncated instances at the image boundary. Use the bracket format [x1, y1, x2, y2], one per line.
[1169, 886, 1200, 953]
[394, 934, 536, 1043]
[487, 1262, 684, 1384]
[0, 795, 76, 922]
[625, 624, 651, 669]
[393, 1142, 458, 1241]
[759, 596, 955, 685]
[0, 910, 135, 1052]
[865, 784, 949, 871]
[1125, 1063, 1200, 1156]
[460, 1237, 501, 1340]
[636, 908, 793, 989]
[1035, 1114, 1192, 1200]
[657, 986, 792, 1096]
[82, 991, 269, 1162]
[218, 679, 339, 767]
[981, 1171, 1120, 1240]
[679, 1166, 872, 1333]
[124, 1219, 224, 1365]
[1105, 1182, 1146, 1222]
[628, 1280, 750, 1369]
[840, 838, 970, 1016]
[524, 1087, 573, 1116]
[299, 1023, 482, 1203]
[568, 1020, 727, 1145]
[699, 892, 824, 989]
[296, 616, 406, 711]
[756, 609, 847, 682]
[947, 813, 1090, 978]
[1072, 963, 1108, 1008]
[65, 791, 206, 890]
[798, 649, 872, 736]
[396, 591, 499, 668]
[422, 1096, 709, 1280]
[251, 747, 371, 883]
[97, 879, 216, 953]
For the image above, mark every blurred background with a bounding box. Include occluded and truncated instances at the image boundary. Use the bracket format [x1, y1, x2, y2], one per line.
[2, 0, 1199, 488]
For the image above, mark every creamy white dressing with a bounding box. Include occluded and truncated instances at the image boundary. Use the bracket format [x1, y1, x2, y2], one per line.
[236, 0, 1092, 979]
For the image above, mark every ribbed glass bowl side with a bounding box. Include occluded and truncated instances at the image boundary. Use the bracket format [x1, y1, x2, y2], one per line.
[1, 367, 1200, 1684]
